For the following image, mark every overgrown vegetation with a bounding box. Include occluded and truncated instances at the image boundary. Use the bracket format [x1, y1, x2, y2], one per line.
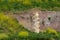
[0, 0, 60, 12]
[0, 13, 60, 40]
[0, 13, 29, 40]
[0, 0, 60, 40]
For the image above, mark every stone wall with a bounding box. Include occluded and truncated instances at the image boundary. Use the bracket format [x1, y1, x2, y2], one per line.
[12, 9, 60, 32]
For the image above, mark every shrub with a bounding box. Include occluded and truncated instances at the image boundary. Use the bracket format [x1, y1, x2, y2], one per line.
[45, 28, 58, 36]
[0, 13, 20, 33]
[18, 31, 29, 38]
[0, 33, 8, 40]
[22, 0, 32, 6]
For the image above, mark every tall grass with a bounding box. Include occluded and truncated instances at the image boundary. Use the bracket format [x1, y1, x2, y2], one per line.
[0, 0, 60, 12]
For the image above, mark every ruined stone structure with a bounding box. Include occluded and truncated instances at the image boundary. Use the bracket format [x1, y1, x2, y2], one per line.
[31, 12, 40, 33]
[11, 9, 60, 33]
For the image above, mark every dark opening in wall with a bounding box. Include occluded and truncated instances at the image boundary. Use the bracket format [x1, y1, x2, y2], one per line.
[48, 17, 51, 21]
[42, 21, 44, 26]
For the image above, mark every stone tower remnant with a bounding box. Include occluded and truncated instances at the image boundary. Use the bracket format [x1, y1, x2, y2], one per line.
[32, 12, 40, 33]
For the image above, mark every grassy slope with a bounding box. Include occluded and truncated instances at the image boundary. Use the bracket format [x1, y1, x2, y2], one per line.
[0, 0, 60, 12]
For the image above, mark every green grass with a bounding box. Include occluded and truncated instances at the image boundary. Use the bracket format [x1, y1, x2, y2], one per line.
[0, 0, 60, 40]
[0, 0, 60, 12]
